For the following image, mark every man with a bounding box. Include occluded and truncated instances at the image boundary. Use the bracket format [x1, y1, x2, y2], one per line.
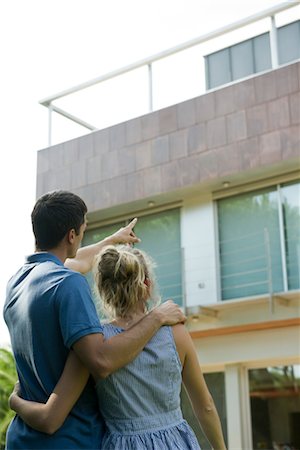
[4, 190, 185, 449]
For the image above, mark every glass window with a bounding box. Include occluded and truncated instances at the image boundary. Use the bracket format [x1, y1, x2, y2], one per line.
[218, 188, 283, 300]
[181, 372, 227, 449]
[206, 48, 231, 90]
[205, 20, 300, 90]
[134, 208, 183, 306]
[82, 208, 182, 307]
[205, 33, 272, 89]
[253, 33, 272, 72]
[281, 182, 300, 290]
[82, 221, 125, 313]
[231, 40, 254, 80]
[83, 222, 125, 247]
[278, 20, 300, 65]
[249, 365, 300, 450]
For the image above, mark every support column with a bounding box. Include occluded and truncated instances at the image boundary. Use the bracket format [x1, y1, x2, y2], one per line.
[270, 15, 279, 69]
[225, 364, 243, 450]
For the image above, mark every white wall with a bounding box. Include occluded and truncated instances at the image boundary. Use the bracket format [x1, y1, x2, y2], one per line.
[193, 326, 300, 369]
[181, 195, 219, 307]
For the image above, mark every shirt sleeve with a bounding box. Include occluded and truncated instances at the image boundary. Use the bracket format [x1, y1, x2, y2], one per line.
[57, 271, 103, 349]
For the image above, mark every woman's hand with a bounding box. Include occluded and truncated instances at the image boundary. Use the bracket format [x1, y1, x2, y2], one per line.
[9, 381, 21, 411]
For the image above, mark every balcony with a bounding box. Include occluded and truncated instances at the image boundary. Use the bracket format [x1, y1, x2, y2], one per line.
[38, 2, 300, 147]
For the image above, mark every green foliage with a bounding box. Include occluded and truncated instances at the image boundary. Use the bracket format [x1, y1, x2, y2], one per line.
[0, 348, 17, 450]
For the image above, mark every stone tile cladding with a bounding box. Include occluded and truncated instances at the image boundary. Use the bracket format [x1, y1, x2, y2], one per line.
[37, 62, 300, 211]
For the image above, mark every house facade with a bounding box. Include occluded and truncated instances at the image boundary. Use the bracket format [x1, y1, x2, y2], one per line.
[36, 50, 300, 450]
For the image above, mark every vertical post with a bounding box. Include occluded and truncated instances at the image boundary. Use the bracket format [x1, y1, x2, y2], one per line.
[239, 366, 253, 450]
[277, 185, 288, 291]
[270, 15, 279, 69]
[213, 201, 222, 302]
[181, 247, 187, 314]
[264, 228, 274, 313]
[48, 104, 53, 147]
[148, 63, 153, 112]
[225, 364, 244, 450]
[297, 244, 300, 289]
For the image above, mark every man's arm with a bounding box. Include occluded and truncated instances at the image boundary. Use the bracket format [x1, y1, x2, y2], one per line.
[9, 302, 185, 434]
[66, 218, 140, 274]
[73, 300, 186, 380]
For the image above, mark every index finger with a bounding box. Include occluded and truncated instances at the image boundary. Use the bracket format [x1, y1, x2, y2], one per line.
[127, 218, 138, 229]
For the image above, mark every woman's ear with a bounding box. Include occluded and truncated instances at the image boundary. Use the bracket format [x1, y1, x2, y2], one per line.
[144, 277, 151, 287]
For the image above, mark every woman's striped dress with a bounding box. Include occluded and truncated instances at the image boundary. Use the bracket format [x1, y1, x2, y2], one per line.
[96, 324, 201, 449]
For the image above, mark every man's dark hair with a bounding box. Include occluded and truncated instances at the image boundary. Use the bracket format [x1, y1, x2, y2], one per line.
[31, 190, 88, 250]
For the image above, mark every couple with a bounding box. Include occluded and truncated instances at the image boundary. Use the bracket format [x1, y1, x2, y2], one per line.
[4, 190, 226, 449]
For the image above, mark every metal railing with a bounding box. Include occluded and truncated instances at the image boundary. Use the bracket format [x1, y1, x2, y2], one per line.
[217, 227, 299, 312]
[39, 2, 297, 146]
[141, 228, 291, 310]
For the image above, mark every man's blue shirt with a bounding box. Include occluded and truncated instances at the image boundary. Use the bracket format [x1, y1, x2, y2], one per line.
[3, 252, 104, 449]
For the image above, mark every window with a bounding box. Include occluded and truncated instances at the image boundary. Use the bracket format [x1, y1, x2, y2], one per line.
[278, 20, 300, 65]
[205, 33, 271, 90]
[281, 182, 300, 290]
[133, 208, 182, 306]
[82, 208, 183, 307]
[217, 181, 300, 300]
[82, 221, 124, 314]
[231, 39, 255, 80]
[249, 365, 300, 450]
[205, 47, 232, 90]
[181, 372, 227, 449]
[205, 20, 300, 90]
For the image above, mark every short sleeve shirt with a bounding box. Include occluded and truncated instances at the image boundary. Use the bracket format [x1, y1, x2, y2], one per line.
[4, 252, 104, 449]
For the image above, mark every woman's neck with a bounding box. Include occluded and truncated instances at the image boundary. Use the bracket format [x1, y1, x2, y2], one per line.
[112, 309, 146, 330]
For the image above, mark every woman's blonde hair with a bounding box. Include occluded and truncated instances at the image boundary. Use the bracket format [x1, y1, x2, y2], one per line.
[93, 245, 160, 319]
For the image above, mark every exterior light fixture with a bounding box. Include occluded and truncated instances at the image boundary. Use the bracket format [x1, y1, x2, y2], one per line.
[222, 181, 230, 188]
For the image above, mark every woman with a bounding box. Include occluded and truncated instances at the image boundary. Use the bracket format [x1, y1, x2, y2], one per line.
[10, 245, 227, 449]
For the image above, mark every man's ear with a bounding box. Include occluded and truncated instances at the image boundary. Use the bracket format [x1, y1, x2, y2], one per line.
[67, 229, 76, 244]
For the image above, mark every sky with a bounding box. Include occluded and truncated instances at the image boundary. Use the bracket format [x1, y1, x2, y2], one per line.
[0, 0, 298, 346]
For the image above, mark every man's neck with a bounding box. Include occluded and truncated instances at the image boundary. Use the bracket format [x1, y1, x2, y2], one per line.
[35, 247, 67, 264]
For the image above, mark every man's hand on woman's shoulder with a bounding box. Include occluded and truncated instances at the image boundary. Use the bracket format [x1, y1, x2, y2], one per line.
[152, 300, 186, 326]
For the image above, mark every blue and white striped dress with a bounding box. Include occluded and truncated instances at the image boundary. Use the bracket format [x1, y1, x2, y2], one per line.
[96, 324, 200, 449]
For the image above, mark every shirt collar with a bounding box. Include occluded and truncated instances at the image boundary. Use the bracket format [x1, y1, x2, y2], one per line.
[25, 252, 64, 266]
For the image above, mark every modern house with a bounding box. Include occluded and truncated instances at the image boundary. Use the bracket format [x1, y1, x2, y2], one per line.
[36, 4, 300, 449]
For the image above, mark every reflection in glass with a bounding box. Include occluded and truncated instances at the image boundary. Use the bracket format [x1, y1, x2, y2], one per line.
[249, 365, 300, 449]
[82, 209, 182, 307]
[82, 221, 125, 314]
[218, 188, 283, 300]
[278, 20, 300, 65]
[134, 209, 182, 306]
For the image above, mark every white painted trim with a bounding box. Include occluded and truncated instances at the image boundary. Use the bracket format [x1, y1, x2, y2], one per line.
[86, 201, 183, 230]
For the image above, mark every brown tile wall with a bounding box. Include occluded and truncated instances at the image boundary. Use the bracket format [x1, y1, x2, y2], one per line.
[36, 62, 300, 212]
